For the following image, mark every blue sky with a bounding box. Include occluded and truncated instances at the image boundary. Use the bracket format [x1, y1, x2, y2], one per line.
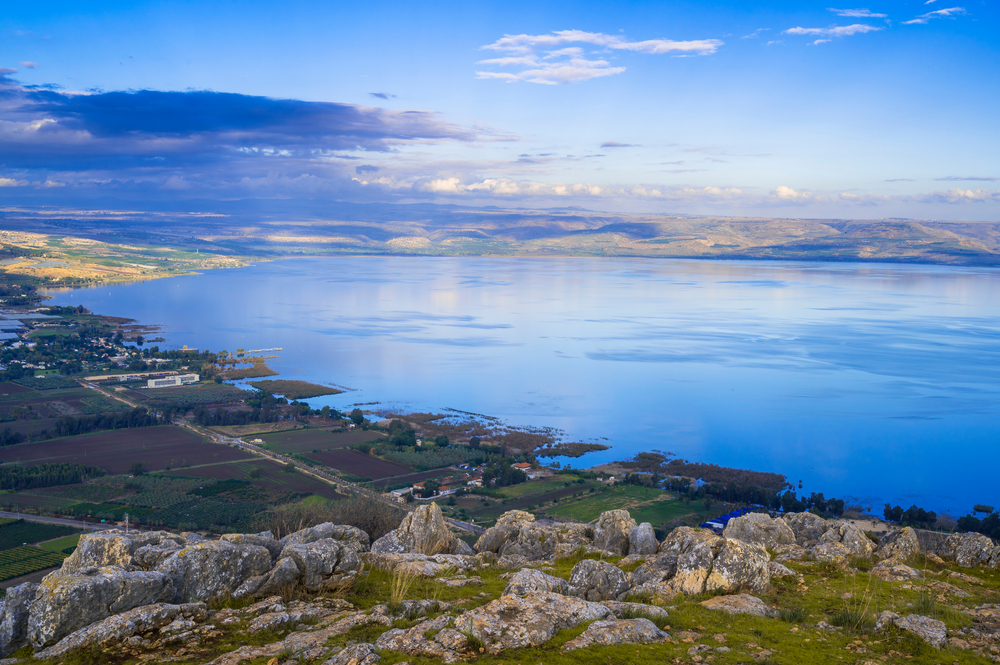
[1, 0, 997, 219]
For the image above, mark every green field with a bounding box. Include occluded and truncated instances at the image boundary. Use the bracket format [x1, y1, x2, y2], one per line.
[259, 428, 384, 455]
[39, 533, 81, 553]
[0, 546, 68, 581]
[0, 519, 81, 550]
[543, 485, 717, 526]
[495, 474, 589, 499]
[0, 492, 82, 509]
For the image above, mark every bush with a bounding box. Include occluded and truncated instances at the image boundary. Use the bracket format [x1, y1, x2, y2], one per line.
[251, 495, 406, 542]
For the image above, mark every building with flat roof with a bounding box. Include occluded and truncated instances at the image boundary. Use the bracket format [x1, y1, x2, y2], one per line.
[147, 373, 199, 389]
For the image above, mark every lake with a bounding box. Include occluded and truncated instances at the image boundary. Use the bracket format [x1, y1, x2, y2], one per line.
[45, 256, 1000, 515]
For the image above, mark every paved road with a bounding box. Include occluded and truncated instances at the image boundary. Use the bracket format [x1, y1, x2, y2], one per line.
[0, 510, 112, 530]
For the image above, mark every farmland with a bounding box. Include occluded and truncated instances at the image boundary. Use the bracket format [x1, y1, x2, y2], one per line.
[126, 383, 247, 407]
[247, 380, 342, 399]
[305, 449, 412, 480]
[258, 428, 384, 455]
[544, 485, 716, 526]
[0, 518, 79, 550]
[0, 426, 252, 474]
[0, 546, 68, 582]
[163, 460, 345, 500]
[0, 492, 82, 510]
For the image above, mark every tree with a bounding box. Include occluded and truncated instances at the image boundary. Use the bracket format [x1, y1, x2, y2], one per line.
[284, 462, 296, 473]
[468, 436, 481, 449]
[703, 496, 714, 511]
[349, 408, 365, 426]
[974, 504, 995, 514]
[129, 462, 146, 477]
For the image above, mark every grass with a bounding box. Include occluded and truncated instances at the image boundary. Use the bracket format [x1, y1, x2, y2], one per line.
[39, 533, 82, 553]
[544, 485, 716, 525]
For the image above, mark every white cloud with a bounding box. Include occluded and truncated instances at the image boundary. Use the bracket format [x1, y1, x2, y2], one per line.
[828, 8, 888, 17]
[477, 29, 723, 84]
[811, 39, 832, 45]
[17, 61, 38, 69]
[784, 24, 883, 37]
[742, 28, 770, 39]
[903, 6, 965, 24]
[771, 185, 814, 201]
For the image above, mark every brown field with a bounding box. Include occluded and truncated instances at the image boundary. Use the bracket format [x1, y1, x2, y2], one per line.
[0, 383, 32, 394]
[305, 449, 412, 480]
[372, 468, 456, 489]
[260, 428, 384, 454]
[0, 418, 62, 436]
[163, 460, 344, 500]
[0, 492, 81, 509]
[0, 426, 252, 474]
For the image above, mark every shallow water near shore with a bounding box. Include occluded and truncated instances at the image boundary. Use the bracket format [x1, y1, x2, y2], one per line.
[45, 256, 1000, 514]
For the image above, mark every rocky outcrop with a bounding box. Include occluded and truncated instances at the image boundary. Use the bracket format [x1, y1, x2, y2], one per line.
[0, 582, 37, 656]
[943, 533, 998, 568]
[594, 510, 637, 556]
[705, 539, 771, 594]
[562, 618, 669, 651]
[61, 530, 186, 573]
[276, 539, 363, 592]
[876, 611, 947, 648]
[324, 643, 380, 665]
[628, 522, 659, 556]
[700, 593, 778, 617]
[452, 591, 611, 654]
[872, 563, 924, 582]
[280, 523, 370, 552]
[475, 510, 593, 560]
[658, 527, 720, 555]
[156, 540, 272, 604]
[568, 559, 631, 601]
[27, 567, 174, 649]
[502, 568, 568, 596]
[819, 522, 875, 557]
[768, 562, 797, 578]
[629, 552, 679, 588]
[362, 552, 478, 577]
[723, 513, 795, 549]
[371, 503, 468, 556]
[810, 541, 851, 565]
[374, 614, 464, 663]
[220, 531, 284, 562]
[876, 527, 920, 564]
[782, 512, 828, 546]
[647, 535, 770, 597]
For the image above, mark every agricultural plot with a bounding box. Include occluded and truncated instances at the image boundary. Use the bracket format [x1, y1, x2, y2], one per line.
[259, 428, 384, 455]
[544, 485, 716, 526]
[0, 492, 81, 509]
[0, 519, 79, 550]
[164, 460, 344, 500]
[0, 426, 252, 474]
[0, 546, 68, 582]
[0, 383, 32, 395]
[305, 449, 412, 480]
[372, 468, 457, 489]
[128, 383, 246, 407]
[39, 533, 81, 553]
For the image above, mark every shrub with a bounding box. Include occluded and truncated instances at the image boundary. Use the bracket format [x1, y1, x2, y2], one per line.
[251, 494, 405, 541]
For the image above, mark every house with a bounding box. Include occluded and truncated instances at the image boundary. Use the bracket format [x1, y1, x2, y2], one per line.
[390, 487, 413, 503]
[511, 462, 532, 471]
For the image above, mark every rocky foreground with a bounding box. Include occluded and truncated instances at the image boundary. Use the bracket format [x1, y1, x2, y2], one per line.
[0, 504, 997, 664]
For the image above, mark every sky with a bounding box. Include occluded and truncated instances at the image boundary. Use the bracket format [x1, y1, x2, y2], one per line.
[1, 0, 998, 219]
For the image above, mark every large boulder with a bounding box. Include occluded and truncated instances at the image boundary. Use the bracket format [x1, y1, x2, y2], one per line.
[362, 553, 479, 577]
[782, 512, 828, 546]
[280, 523, 370, 552]
[700, 593, 778, 618]
[155, 540, 272, 604]
[502, 568, 568, 596]
[221, 531, 284, 562]
[658, 527, 721, 555]
[943, 532, 997, 568]
[876, 527, 920, 564]
[452, 591, 612, 654]
[705, 539, 770, 594]
[628, 523, 659, 556]
[371, 503, 466, 555]
[665, 539, 721, 596]
[0, 582, 37, 657]
[811, 541, 852, 566]
[819, 522, 875, 557]
[723, 513, 795, 549]
[562, 618, 669, 651]
[568, 559, 631, 601]
[27, 567, 173, 649]
[875, 611, 946, 649]
[276, 539, 363, 592]
[475, 510, 593, 561]
[594, 510, 637, 556]
[629, 552, 679, 588]
[60, 530, 186, 574]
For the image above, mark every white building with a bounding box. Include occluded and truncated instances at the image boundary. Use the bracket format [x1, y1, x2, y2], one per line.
[147, 373, 199, 389]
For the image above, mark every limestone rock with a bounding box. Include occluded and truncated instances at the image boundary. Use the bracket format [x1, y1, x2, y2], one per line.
[370, 503, 464, 555]
[658, 527, 722, 555]
[768, 562, 797, 578]
[723, 513, 795, 549]
[132, 542, 183, 570]
[281, 524, 371, 552]
[782, 512, 828, 546]
[601, 601, 670, 621]
[666, 540, 720, 596]
[876, 527, 920, 564]
[872, 562, 924, 582]
[453, 591, 612, 654]
[502, 568, 568, 596]
[276, 539, 363, 593]
[943, 532, 997, 567]
[819, 522, 875, 557]
[811, 541, 851, 566]
[699, 593, 778, 618]
[34, 603, 188, 659]
[374, 614, 463, 662]
[235, 556, 302, 600]
[323, 643, 380, 665]
[568, 559, 631, 601]
[155, 540, 271, 604]
[475, 510, 594, 560]
[474, 510, 534, 553]
[876, 611, 947, 649]
[362, 552, 477, 577]
[27, 567, 173, 649]
[562, 618, 669, 651]
[628, 523, 659, 556]
[629, 552, 679, 587]
[61, 530, 185, 573]
[594, 510, 637, 556]
[772, 544, 809, 562]
[705, 539, 770, 594]
[0, 583, 37, 657]
[221, 531, 284, 562]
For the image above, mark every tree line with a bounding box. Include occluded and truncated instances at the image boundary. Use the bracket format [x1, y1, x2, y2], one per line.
[0, 463, 106, 491]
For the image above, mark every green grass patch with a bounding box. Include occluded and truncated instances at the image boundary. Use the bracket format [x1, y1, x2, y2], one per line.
[544, 485, 715, 525]
[39, 533, 81, 553]
[0, 519, 80, 550]
[0, 545, 67, 581]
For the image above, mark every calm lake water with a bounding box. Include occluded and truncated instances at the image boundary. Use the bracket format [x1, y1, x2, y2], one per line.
[46, 257, 1000, 514]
